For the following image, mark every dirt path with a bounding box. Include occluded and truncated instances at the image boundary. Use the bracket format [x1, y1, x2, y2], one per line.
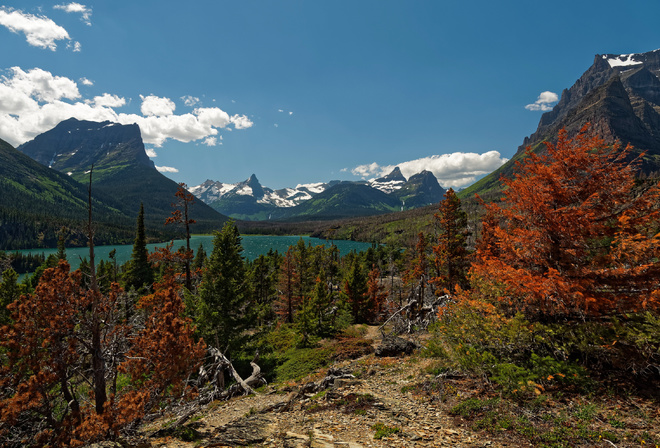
[141, 352, 519, 448]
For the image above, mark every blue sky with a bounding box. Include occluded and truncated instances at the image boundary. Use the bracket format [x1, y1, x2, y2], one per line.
[1, 1, 660, 190]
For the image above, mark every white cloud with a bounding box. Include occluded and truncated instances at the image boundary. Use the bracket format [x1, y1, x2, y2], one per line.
[155, 165, 179, 173]
[0, 7, 71, 50]
[145, 148, 157, 158]
[230, 114, 253, 129]
[79, 77, 93, 86]
[89, 93, 125, 108]
[278, 109, 284, 113]
[289, 111, 293, 115]
[140, 94, 175, 116]
[350, 152, 509, 189]
[202, 136, 219, 146]
[525, 91, 559, 111]
[54, 3, 92, 26]
[0, 67, 254, 148]
[181, 95, 200, 107]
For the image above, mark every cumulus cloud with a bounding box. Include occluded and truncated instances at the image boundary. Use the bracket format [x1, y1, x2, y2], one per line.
[349, 152, 509, 189]
[89, 93, 125, 108]
[140, 94, 175, 117]
[0, 7, 71, 50]
[181, 95, 200, 107]
[155, 165, 179, 173]
[79, 77, 93, 86]
[54, 3, 92, 26]
[0, 67, 254, 148]
[230, 114, 253, 129]
[202, 136, 219, 146]
[145, 148, 157, 158]
[525, 91, 559, 111]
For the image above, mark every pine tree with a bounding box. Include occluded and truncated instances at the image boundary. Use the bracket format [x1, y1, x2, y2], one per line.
[197, 221, 247, 352]
[125, 203, 153, 291]
[432, 188, 470, 293]
[344, 258, 369, 324]
[166, 183, 196, 290]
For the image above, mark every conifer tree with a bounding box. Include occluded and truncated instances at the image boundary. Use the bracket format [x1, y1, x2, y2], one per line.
[197, 220, 247, 352]
[166, 183, 196, 290]
[125, 203, 153, 291]
[56, 227, 67, 261]
[432, 188, 470, 293]
[344, 258, 369, 323]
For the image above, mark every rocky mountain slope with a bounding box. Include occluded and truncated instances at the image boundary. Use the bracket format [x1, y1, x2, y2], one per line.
[192, 168, 446, 221]
[17, 118, 228, 233]
[462, 48, 660, 198]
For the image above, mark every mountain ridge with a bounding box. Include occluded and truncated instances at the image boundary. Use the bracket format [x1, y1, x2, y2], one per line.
[192, 168, 446, 221]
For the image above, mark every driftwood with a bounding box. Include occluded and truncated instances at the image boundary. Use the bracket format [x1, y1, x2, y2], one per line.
[169, 347, 266, 430]
[260, 367, 355, 414]
[380, 291, 449, 336]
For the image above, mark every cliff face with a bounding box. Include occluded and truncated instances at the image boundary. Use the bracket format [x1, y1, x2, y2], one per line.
[18, 118, 227, 231]
[519, 49, 660, 172]
[18, 118, 154, 180]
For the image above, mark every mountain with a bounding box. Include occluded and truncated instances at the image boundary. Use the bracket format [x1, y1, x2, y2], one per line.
[0, 136, 137, 249]
[277, 182, 402, 220]
[369, 167, 407, 193]
[391, 170, 446, 207]
[462, 49, 660, 198]
[17, 118, 227, 234]
[193, 167, 446, 221]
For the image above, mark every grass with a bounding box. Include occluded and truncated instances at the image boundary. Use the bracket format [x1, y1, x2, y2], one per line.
[371, 422, 400, 439]
[407, 373, 660, 447]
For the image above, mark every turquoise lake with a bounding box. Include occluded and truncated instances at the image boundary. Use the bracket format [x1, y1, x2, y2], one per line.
[13, 235, 374, 273]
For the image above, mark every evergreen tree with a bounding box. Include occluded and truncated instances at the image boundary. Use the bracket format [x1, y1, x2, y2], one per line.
[344, 258, 369, 323]
[56, 227, 67, 261]
[432, 188, 470, 293]
[193, 242, 207, 271]
[197, 221, 247, 353]
[125, 203, 153, 291]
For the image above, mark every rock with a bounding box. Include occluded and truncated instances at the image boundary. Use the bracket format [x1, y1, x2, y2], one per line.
[375, 336, 418, 357]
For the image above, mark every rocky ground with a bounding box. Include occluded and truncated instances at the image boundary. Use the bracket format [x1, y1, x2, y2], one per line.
[128, 326, 524, 448]
[114, 327, 659, 448]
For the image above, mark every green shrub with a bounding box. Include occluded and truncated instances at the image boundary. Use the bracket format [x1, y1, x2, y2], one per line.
[274, 347, 333, 381]
[371, 423, 400, 439]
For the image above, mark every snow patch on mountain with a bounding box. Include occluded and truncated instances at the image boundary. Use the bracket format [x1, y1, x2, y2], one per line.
[604, 53, 644, 68]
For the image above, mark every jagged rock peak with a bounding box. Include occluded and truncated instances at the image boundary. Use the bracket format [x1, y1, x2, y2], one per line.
[375, 166, 407, 183]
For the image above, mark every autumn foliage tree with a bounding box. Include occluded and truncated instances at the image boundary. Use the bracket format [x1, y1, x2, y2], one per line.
[166, 183, 196, 290]
[473, 125, 660, 319]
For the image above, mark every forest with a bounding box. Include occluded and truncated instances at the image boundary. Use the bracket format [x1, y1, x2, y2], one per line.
[0, 126, 659, 447]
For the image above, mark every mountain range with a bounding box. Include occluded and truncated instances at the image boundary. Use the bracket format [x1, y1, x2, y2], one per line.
[189, 167, 446, 221]
[463, 48, 660, 198]
[4, 49, 660, 249]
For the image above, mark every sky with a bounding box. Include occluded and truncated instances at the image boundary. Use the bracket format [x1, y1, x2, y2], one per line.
[1, 1, 660, 190]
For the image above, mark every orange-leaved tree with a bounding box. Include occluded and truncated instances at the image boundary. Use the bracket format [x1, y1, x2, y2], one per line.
[473, 125, 660, 319]
[0, 262, 204, 447]
[166, 183, 196, 290]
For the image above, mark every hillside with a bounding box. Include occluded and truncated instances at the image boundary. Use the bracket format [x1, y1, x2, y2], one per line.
[0, 137, 137, 249]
